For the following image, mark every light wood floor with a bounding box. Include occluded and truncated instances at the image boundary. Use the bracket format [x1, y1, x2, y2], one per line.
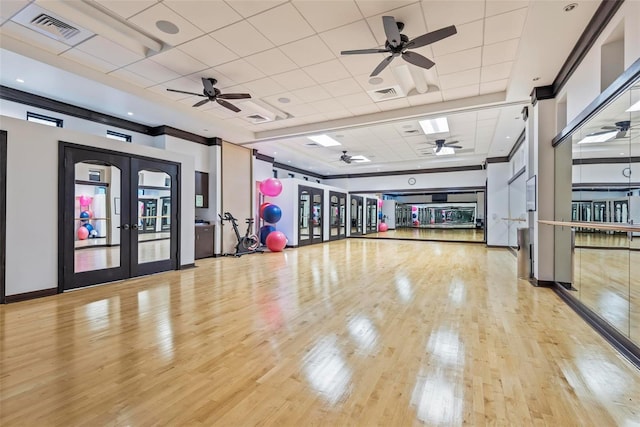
[2, 240, 640, 426]
[75, 238, 170, 272]
[363, 227, 485, 242]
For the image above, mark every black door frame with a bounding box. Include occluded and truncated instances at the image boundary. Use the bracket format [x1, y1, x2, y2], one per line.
[366, 198, 378, 233]
[350, 195, 363, 236]
[329, 191, 346, 241]
[298, 185, 324, 246]
[0, 131, 6, 304]
[59, 142, 180, 291]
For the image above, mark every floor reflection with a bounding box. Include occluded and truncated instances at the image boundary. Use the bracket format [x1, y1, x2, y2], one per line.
[302, 335, 352, 405]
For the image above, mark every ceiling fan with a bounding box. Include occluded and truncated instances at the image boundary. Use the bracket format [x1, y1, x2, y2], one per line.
[591, 120, 636, 139]
[339, 151, 353, 164]
[426, 138, 461, 153]
[341, 16, 457, 77]
[166, 77, 251, 112]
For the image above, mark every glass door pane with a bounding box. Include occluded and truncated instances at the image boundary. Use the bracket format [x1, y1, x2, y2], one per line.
[137, 170, 171, 264]
[312, 191, 322, 243]
[299, 190, 311, 245]
[330, 194, 339, 239]
[339, 196, 346, 237]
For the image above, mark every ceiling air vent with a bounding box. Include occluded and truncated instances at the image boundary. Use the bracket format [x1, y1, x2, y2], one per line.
[245, 114, 271, 124]
[11, 3, 94, 46]
[366, 84, 405, 102]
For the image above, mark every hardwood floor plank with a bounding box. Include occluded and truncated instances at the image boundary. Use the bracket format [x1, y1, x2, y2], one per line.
[1, 239, 639, 426]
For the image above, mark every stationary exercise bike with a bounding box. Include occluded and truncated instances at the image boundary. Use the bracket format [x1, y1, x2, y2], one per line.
[218, 212, 263, 256]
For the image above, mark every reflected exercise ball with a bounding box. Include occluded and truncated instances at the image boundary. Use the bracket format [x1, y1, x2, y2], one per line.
[266, 231, 287, 252]
[77, 227, 89, 240]
[378, 222, 388, 232]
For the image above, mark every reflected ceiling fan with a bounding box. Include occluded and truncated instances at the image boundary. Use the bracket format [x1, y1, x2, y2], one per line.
[341, 16, 457, 77]
[590, 120, 636, 139]
[166, 77, 251, 112]
[426, 138, 461, 153]
[339, 151, 353, 164]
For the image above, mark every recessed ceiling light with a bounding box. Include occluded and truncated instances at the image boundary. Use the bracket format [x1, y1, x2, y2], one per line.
[506, 136, 511, 139]
[15, 78, 24, 83]
[626, 99, 640, 112]
[287, 160, 291, 163]
[127, 112, 133, 116]
[156, 20, 179, 34]
[273, 151, 277, 155]
[369, 77, 384, 85]
[620, 152, 626, 156]
[278, 97, 290, 104]
[308, 134, 341, 147]
[564, 3, 578, 12]
[419, 117, 449, 135]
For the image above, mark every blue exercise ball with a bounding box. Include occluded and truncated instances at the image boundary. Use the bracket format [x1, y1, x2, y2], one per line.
[83, 223, 94, 233]
[80, 210, 90, 224]
[260, 225, 276, 245]
[263, 204, 282, 224]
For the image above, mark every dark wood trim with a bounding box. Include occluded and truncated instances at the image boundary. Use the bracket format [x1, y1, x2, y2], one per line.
[1, 85, 151, 134]
[507, 129, 526, 161]
[486, 156, 509, 164]
[75, 180, 110, 187]
[327, 164, 483, 180]
[572, 182, 640, 189]
[573, 156, 640, 165]
[180, 263, 196, 269]
[553, 56, 640, 146]
[138, 185, 170, 190]
[508, 166, 526, 185]
[530, 85, 554, 106]
[552, 282, 640, 370]
[0, 130, 6, 303]
[521, 106, 529, 121]
[5, 288, 58, 303]
[355, 186, 486, 195]
[254, 152, 275, 163]
[485, 244, 510, 249]
[534, 280, 555, 288]
[273, 162, 324, 179]
[149, 126, 220, 146]
[552, 0, 625, 97]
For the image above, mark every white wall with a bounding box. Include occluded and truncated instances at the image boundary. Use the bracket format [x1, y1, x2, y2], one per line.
[508, 173, 527, 247]
[573, 162, 640, 183]
[325, 169, 486, 192]
[2, 115, 195, 296]
[486, 162, 510, 246]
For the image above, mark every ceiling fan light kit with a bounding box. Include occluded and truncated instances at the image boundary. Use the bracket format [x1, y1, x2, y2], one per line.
[341, 16, 457, 77]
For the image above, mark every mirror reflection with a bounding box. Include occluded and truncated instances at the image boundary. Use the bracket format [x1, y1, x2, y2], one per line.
[137, 170, 171, 264]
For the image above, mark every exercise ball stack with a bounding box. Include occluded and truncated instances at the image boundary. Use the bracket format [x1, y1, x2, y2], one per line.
[258, 178, 287, 252]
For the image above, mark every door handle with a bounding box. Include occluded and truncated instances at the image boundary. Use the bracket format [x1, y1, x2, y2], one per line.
[117, 224, 130, 230]
[131, 224, 139, 230]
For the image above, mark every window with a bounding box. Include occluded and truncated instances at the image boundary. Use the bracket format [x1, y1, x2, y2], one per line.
[106, 130, 132, 142]
[88, 170, 102, 182]
[273, 169, 278, 178]
[316, 179, 321, 184]
[288, 173, 294, 178]
[26, 112, 63, 127]
[303, 176, 309, 181]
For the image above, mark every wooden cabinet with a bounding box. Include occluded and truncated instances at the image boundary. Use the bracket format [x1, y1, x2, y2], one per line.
[195, 224, 214, 259]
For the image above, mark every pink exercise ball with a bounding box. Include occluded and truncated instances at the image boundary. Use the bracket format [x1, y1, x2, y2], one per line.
[266, 231, 287, 252]
[378, 222, 388, 232]
[78, 195, 92, 207]
[77, 226, 89, 240]
[260, 178, 283, 197]
[411, 205, 418, 212]
[413, 220, 420, 226]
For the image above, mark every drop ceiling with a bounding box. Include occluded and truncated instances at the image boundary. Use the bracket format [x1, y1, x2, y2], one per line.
[0, 0, 602, 175]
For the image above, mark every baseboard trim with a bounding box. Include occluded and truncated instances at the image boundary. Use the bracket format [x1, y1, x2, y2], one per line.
[486, 244, 510, 249]
[179, 263, 196, 269]
[551, 283, 640, 370]
[527, 278, 554, 287]
[5, 287, 58, 303]
[352, 236, 486, 244]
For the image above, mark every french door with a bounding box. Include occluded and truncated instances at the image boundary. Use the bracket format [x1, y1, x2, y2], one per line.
[59, 143, 179, 291]
[299, 186, 323, 246]
[329, 191, 346, 241]
[350, 196, 363, 236]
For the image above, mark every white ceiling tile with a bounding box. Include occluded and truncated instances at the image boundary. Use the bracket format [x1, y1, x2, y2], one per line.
[280, 36, 336, 67]
[421, 1, 484, 29]
[430, 20, 483, 57]
[124, 58, 182, 83]
[0, 0, 29, 22]
[352, 68, 398, 91]
[304, 59, 351, 84]
[94, 0, 156, 19]
[248, 3, 315, 46]
[262, 92, 304, 106]
[292, 86, 333, 103]
[60, 49, 119, 73]
[292, 0, 362, 32]
[348, 104, 382, 116]
[481, 62, 512, 83]
[322, 77, 363, 97]
[128, 3, 204, 46]
[339, 53, 389, 77]
[434, 47, 481, 75]
[207, 104, 240, 119]
[439, 68, 480, 90]
[245, 48, 298, 75]
[164, 1, 242, 32]
[485, 1, 529, 17]
[76, 36, 145, 67]
[482, 38, 520, 66]
[189, 68, 236, 88]
[355, 0, 416, 17]
[320, 20, 380, 57]
[378, 98, 410, 111]
[1, 21, 69, 54]
[109, 68, 156, 87]
[225, 0, 287, 18]
[484, 8, 527, 45]
[177, 35, 239, 67]
[243, 77, 287, 97]
[211, 20, 275, 57]
[282, 103, 319, 117]
[150, 49, 208, 75]
[301, 113, 329, 124]
[480, 79, 509, 94]
[336, 92, 374, 108]
[149, 78, 199, 99]
[214, 59, 266, 83]
[407, 91, 443, 105]
[271, 69, 317, 90]
[442, 84, 479, 101]
[477, 109, 501, 120]
[312, 99, 346, 113]
[324, 109, 354, 120]
[367, 3, 427, 46]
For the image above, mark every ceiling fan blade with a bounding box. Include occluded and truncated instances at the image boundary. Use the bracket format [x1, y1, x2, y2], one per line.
[406, 25, 457, 49]
[370, 56, 394, 77]
[192, 98, 210, 107]
[217, 98, 241, 113]
[443, 140, 460, 146]
[167, 88, 206, 97]
[402, 51, 435, 70]
[435, 145, 442, 153]
[382, 16, 402, 48]
[601, 125, 618, 130]
[341, 48, 390, 55]
[447, 145, 462, 149]
[218, 93, 251, 100]
[202, 77, 215, 96]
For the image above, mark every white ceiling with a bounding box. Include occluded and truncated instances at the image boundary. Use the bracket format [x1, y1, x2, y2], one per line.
[0, 0, 602, 175]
